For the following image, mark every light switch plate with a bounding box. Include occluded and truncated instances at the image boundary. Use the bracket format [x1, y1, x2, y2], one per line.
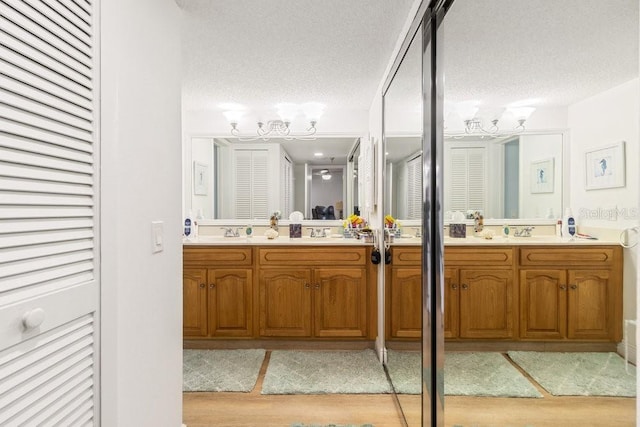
[152, 221, 164, 253]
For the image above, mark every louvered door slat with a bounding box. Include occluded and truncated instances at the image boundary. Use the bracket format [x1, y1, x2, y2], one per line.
[39, 0, 92, 37]
[0, 72, 92, 119]
[15, 0, 92, 55]
[0, 332, 92, 396]
[0, 87, 93, 132]
[0, 315, 94, 425]
[0, 177, 93, 195]
[0, 44, 91, 101]
[0, 250, 93, 278]
[0, 161, 93, 185]
[0, 0, 97, 421]
[0, 147, 93, 172]
[0, 260, 93, 293]
[57, 0, 91, 25]
[0, 13, 92, 84]
[0, 218, 93, 234]
[0, 58, 92, 111]
[0, 205, 93, 219]
[1, 0, 92, 64]
[57, 397, 93, 426]
[19, 377, 93, 426]
[0, 239, 93, 264]
[71, 0, 91, 15]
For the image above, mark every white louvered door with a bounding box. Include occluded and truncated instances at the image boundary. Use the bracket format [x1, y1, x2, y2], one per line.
[445, 146, 487, 214]
[233, 149, 268, 219]
[406, 154, 422, 220]
[0, 0, 99, 425]
[281, 154, 292, 218]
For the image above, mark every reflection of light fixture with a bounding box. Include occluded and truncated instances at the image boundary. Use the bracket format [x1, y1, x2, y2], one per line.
[446, 101, 536, 138]
[224, 102, 325, 141]
[321, 174, 332, 180]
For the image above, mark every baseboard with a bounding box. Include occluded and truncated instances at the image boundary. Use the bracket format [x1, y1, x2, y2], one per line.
[617, 341, 637, 365]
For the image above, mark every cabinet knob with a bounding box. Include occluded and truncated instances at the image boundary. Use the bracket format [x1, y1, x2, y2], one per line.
[451, 284, 458, 290]
[461, 284, 469, 290]
[559, 285, 567, 290]
[199, 283, 205, 288]
[304, 283, 311, 289]
[314, 283, 320, 290]
[210, 283, 215, 289]
[570, 284, 577, 290]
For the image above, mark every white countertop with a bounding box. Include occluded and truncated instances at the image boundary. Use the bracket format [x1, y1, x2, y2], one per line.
[183, 235, 372, 246]
[394, 235, 620, 246]
[184, 234, 620, 246]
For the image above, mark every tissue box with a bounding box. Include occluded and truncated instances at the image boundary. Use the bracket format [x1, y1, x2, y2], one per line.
[289, 223, 302, 238]
[449, 223, 466, 238]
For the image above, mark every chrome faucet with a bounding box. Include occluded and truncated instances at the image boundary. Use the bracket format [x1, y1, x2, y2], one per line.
[513, 226, 535, 237]
[306, 227, 331, 237]
[221, 227, 242, 237]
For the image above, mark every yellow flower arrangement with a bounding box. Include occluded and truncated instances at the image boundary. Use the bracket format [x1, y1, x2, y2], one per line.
[345, 214, 365, 228]
[384, 214, 395, 227]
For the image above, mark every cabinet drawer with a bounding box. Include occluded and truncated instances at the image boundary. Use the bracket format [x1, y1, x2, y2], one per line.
[444, 247, 513, 266]
[519, 247, 616, 267]
[184, 247, 253, 266]
[258, 247, 367, 266]
[392, 247, 421, 265]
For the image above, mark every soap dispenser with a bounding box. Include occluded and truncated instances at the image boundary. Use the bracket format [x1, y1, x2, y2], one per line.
[562, 208, 576, 239]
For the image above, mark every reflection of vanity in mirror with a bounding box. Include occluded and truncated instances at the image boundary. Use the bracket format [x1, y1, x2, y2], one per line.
[186, 136, 362, 223]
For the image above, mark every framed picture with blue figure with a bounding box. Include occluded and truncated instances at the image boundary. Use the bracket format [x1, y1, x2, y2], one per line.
[530, 157, 554, 193]
[585, 141, 626, 190]
[193, 161, 208, 195]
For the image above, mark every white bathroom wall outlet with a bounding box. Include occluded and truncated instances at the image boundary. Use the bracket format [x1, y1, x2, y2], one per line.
[152, 221, 164, 253]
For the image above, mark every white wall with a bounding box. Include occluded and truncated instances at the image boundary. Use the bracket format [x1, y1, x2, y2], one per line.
[101, 0, 183, 425]
[567, 78, 640, 361]
[519, 133, 564, 219]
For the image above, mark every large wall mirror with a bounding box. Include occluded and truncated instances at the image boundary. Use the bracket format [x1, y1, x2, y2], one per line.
[186, 136, 361, 222]
[383, 0, 638, 425]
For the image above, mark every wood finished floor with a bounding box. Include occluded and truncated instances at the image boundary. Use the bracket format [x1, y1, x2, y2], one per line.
[182, 350, 637, 427]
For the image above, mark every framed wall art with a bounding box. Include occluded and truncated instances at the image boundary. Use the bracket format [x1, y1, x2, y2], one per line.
[585, 141, 625, 190]
[530, 158, 554, 193]
[193, 161, 208, 195]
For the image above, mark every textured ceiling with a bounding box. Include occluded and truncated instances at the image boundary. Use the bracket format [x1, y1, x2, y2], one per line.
[180, 0, 416, 114]
[443, 0, 639, 108]
[180, 0, 638, 162]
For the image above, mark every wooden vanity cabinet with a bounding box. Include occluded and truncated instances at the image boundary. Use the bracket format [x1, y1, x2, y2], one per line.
[183, 247, 254, 338]
[258, 247, 371, 339]
[446, 247, 516, 339]
[387, 246, 422, 339]
[519, 246, 622, 341]
[387, 246, 516, 340]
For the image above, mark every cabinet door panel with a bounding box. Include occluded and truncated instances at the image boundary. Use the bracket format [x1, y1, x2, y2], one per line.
[183, 268, 208, 337]
[209, 269, 253, 337]
[519, 269, 567, 339]
[459, 269, 514, 338]
[390, 267, 422, 339]
[259, 269, 312, 337]
[568, 269, 613, 339]
[314, 268, 367, 337]
[444, 267, 459, 338]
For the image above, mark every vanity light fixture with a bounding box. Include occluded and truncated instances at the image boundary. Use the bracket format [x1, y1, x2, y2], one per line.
[225, 102, 325, 141]
[446, 102, 536, 138]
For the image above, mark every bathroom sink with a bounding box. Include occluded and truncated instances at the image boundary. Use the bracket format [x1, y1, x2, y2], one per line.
[194, 235, 247, 243]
